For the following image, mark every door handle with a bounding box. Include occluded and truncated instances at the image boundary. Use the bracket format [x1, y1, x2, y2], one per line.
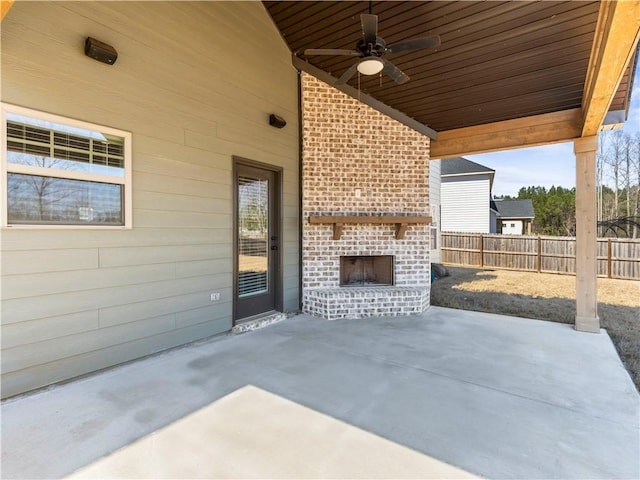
[271, 245, 278, 250]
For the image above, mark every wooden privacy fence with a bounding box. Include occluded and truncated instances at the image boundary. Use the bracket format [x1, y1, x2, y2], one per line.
[441, 232, 640, 280]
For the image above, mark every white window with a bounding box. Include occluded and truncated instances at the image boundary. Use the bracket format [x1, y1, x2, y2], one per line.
[430, 226, 438, 250]
[1, 104, 131, 228]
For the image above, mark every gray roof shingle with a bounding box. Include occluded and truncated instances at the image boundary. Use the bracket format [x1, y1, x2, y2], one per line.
[494, 199, 535, 218]
[441, 157, 495, 176]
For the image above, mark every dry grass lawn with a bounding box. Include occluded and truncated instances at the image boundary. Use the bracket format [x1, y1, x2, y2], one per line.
[430, 267, 640, 391]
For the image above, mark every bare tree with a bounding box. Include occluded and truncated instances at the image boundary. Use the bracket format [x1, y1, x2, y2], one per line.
[7, 154, 81, 222]
[597, 130, 640, 238]
[606, 131, 624, 218]
[634, 132, 640, 238]
[596, 135, 607, 221]
[623, 132, 632, 217]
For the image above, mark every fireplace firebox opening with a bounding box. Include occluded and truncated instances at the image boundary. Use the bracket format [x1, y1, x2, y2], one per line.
[340, 255, 394, 287]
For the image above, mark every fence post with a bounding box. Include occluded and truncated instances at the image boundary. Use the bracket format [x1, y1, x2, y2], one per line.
[607, 238, 612, 279]
[537, 236, 542, 273]
[479, 234, 484, 268]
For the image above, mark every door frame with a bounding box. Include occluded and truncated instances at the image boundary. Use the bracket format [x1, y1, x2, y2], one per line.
[232, 156, 283, 324]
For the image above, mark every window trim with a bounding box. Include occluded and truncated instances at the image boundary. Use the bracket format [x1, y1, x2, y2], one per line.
[430, 225, 439, 250]
[1, 103, 132, 229]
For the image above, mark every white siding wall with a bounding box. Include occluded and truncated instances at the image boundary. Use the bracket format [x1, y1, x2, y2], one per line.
[429, 160, 441, 263]
[490, 210, 499, 234]
[502, 220, 524, 235]
[0, 2, 299, 398]
[441, 175, 490, 233]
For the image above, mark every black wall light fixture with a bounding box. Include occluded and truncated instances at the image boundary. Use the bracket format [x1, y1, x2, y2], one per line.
[84, 37, 118, 65]
[269, 114, 286, 128]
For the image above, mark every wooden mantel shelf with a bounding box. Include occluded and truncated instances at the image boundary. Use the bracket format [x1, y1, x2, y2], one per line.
[308, 215, 432, 240]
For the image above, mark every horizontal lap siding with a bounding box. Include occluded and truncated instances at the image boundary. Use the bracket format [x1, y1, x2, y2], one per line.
[441, 175, 490, 233]
[0, 1, 299, 398]
[429, 160, 442, 263]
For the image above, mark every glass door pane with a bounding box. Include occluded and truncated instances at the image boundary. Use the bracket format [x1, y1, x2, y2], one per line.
[237, 175, 269, 297]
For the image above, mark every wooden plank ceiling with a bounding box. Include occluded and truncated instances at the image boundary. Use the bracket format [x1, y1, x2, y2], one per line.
[264, 1, 634, 135]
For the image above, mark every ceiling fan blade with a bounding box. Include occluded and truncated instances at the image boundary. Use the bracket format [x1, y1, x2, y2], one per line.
[335, 62, 360, 85]
[361, 13, 378, 42]
[382, 58, 409, 84]
[304, 48, 360, 56]
[387, 35, 441, 54]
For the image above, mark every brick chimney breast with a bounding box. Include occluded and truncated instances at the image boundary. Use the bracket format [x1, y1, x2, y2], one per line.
[301, 73, 432, 320]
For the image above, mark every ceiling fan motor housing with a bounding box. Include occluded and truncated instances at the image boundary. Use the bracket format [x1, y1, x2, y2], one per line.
[356, 37, 386, 57]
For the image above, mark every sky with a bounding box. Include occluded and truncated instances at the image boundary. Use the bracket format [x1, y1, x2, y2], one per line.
[466, 67, 640, 198]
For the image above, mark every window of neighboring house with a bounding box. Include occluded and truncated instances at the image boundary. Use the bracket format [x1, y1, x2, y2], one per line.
[430, 226, 438, 250]
[1, 104, 132, 227]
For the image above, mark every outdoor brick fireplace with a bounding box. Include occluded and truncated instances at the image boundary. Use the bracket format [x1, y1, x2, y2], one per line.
[301, 73, 431, 320]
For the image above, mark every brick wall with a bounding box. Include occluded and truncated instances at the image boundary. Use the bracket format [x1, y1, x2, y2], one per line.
[301, 73, 431, 319]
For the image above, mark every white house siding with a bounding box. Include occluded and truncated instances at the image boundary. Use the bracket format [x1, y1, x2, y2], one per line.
[0, 2, 299, 398]
[441, 175, 490, 233]
[429, 160, 441, 263]
[502, 220, 524, 235]
[490, 210, 499, 234]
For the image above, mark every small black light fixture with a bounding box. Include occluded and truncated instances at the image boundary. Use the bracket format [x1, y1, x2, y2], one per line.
[84, 37, 118, 65]
[269, 114, 286, 129]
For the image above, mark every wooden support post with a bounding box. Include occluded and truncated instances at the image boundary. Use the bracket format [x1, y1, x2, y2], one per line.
[574, 137, 600, 333]
[479, 234, 484, 268]
[537, 236, 542, 273]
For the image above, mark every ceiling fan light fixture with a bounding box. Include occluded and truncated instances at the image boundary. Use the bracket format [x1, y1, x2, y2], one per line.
[357, 57, 384, 75]
[305, 13, 439, 85]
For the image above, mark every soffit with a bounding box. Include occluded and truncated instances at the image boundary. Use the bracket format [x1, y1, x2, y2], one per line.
[264, 1, 633, 133]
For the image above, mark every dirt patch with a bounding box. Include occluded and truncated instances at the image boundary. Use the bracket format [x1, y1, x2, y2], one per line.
[430, 267, 640, 391]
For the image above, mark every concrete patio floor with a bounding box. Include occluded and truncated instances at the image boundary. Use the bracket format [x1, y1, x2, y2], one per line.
[1, 306, 639, 479]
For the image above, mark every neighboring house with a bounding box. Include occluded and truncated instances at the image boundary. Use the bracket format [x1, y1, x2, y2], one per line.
[429, 159, 441, 263]
[493, 199, 535, 235]
[438, 158, 535, 236]
[440, 157, 496, 233]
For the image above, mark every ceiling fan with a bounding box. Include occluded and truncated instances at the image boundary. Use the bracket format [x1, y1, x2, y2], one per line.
[303, 11, 440, 85]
